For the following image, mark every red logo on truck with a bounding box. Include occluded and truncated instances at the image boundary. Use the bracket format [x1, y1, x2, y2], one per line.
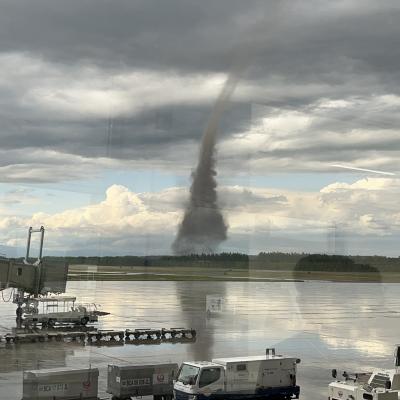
[83, 381, 91, 390]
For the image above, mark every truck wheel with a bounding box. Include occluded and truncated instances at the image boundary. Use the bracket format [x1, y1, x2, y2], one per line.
[80, 317, 89, 326]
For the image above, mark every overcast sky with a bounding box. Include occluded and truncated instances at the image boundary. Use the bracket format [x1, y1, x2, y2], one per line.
[1, 0, 400, 256]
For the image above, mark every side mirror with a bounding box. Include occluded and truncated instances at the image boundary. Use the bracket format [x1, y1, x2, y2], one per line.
[332, 369, 337, 379]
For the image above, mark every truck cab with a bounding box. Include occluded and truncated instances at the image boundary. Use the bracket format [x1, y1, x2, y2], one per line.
[174, 361, 225, 400]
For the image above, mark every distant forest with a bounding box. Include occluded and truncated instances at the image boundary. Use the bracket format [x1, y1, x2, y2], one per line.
[41, 252, 400, 273]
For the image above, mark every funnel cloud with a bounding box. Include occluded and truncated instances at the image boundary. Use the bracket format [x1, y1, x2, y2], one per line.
[172, 73, 240, 255]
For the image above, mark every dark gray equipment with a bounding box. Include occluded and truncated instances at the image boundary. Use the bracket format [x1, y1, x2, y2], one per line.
[0, 258, 68, 295]
[22, 367, 99, 400]
[107, 363, 178, 400]
[0, 227, 68, 296]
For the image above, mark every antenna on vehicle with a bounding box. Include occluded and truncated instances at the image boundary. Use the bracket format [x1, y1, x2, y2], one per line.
[266, 348, 275, 358]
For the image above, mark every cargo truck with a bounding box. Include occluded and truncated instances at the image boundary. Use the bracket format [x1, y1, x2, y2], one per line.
[107, 363, 178, 400]
[173, 348, 301, 400]
[328, 345, 400, 400]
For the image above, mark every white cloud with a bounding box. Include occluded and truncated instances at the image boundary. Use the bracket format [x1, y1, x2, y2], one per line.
[0, 177, 399, 255]
[30, 185, 177, 233]
[0, 52, 228, 119]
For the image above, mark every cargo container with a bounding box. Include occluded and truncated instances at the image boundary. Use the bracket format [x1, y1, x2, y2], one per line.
[22, 367, 99, 400]
[107, 363, 178, 400]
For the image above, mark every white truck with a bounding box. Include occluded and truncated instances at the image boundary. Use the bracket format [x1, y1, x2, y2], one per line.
[328, 345, 400, 400]
[173, 348, 300, 400]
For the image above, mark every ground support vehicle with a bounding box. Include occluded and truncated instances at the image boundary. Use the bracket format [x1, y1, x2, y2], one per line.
[107, 363, 178, 400]
[22, 296, 109, 328]
[22, 367, 99, 400]
[328, 345, 400, 400]
[173, 348, 300, 400]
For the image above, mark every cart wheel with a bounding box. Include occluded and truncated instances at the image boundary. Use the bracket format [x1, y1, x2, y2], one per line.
[80, 317, 89, 326]
[47, 319, 55, 328]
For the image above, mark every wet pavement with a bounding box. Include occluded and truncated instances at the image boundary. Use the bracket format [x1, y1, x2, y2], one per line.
[0, 280, 399, 399]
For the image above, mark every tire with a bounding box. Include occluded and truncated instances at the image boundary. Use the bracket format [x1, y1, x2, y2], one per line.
[47, 319, 55, 328]
[80, 317, 89, 326]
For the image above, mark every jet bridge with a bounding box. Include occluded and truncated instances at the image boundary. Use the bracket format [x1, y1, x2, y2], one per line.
[0, 227, 68, 296]
[0, 227, 68, 329]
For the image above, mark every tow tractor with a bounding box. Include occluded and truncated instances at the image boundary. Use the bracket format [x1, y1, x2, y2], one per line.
[328, 345, 400, 400]
[22, 296, 109, 328]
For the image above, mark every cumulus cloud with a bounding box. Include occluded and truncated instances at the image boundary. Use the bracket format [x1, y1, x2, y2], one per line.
[0, 178, 399, 255]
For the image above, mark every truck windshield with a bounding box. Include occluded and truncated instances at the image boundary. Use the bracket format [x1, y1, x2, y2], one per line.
[177, 364, 200, 385]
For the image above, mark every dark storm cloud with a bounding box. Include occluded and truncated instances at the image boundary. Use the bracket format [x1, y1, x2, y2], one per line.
[1, 0, 400, 181]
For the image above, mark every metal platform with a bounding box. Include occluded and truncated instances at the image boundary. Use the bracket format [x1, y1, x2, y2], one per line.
[1, 327, 196, 345]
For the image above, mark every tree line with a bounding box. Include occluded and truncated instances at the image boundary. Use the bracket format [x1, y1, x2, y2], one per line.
[38, 252, 400, 272]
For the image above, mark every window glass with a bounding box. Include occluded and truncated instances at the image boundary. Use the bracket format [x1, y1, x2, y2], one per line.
[199, 368, 221, 388]
[0, 2, 397, 400]
[177, 364, 200, 385]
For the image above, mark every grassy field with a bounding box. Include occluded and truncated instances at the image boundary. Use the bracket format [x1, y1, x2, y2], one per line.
[68, 265, 400, 282]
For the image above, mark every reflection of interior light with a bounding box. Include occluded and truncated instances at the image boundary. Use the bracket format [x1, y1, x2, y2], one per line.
[331, 164, 395, 176]
[321, 336, 390, 357]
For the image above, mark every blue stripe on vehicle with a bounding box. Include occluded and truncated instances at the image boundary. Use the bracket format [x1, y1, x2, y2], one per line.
[174, 386, 300, 400]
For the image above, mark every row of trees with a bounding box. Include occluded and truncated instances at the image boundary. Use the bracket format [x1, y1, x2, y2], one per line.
[39, 251, 400, 272]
